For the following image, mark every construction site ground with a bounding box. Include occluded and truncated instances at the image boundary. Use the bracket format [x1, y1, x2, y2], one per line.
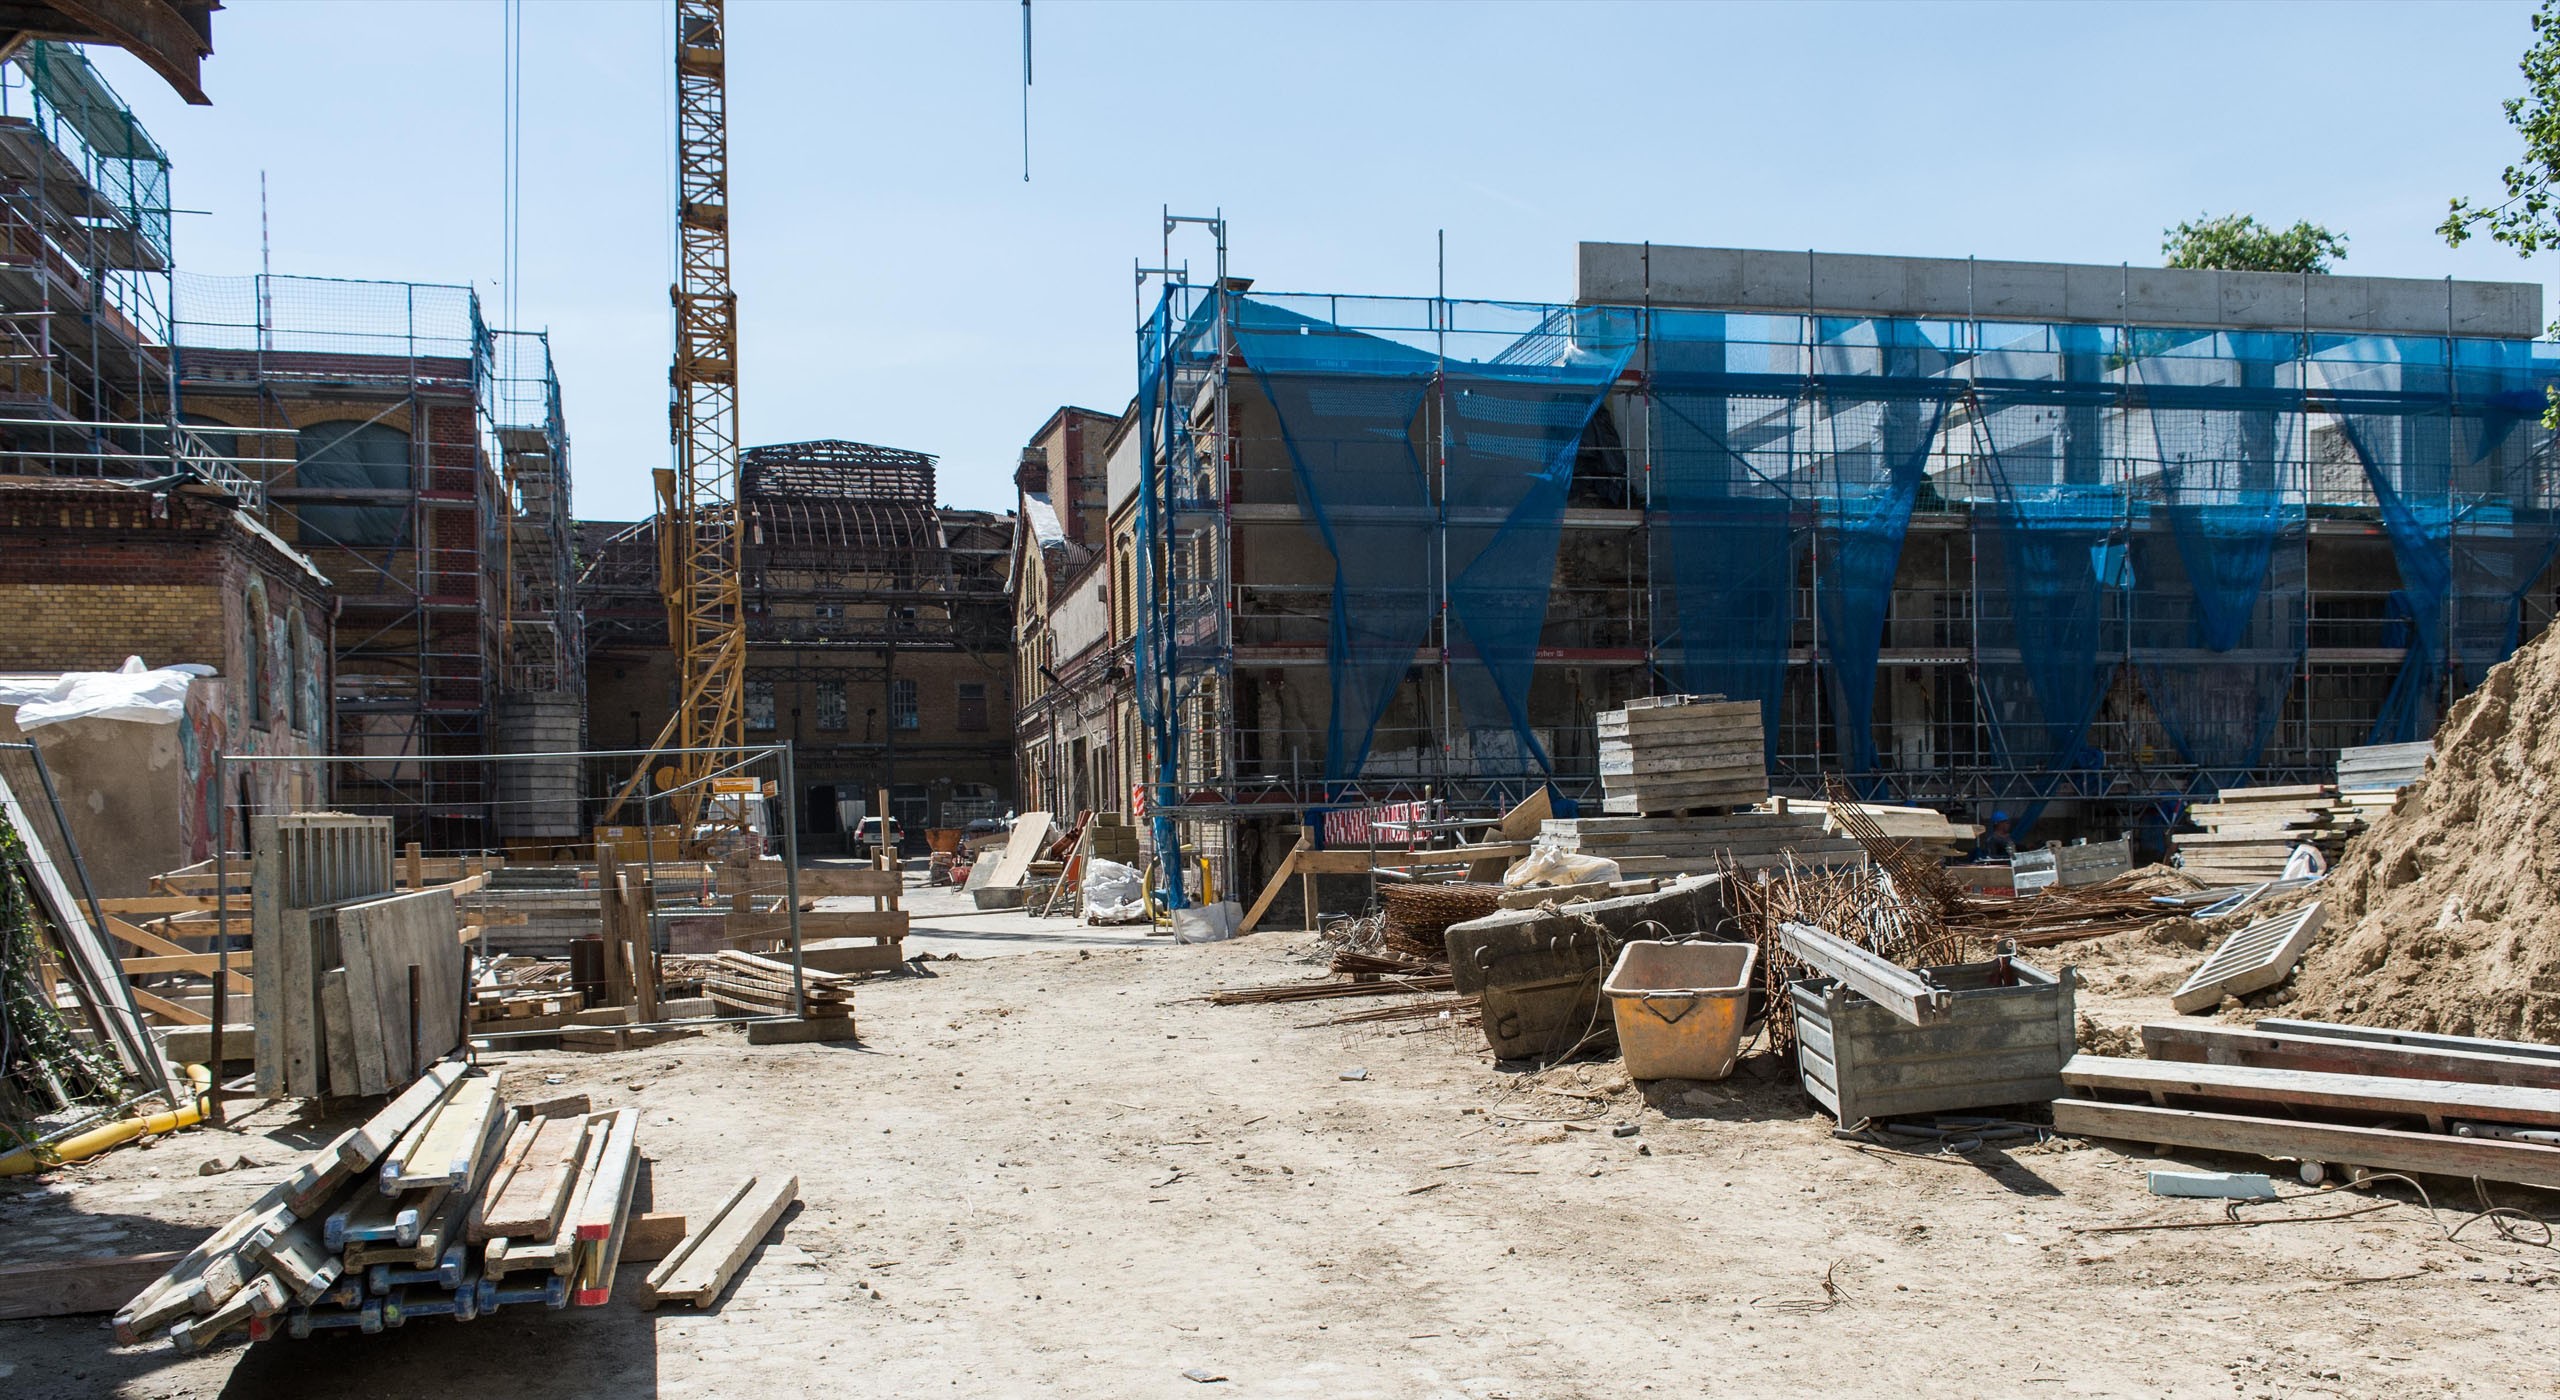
[7, 926, 2555, 1399]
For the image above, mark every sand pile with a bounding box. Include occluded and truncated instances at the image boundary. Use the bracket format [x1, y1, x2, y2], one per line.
[2265, 629, 2560, 1040]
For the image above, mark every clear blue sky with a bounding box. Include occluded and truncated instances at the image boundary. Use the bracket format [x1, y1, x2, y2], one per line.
[85, 0, 2560, 520]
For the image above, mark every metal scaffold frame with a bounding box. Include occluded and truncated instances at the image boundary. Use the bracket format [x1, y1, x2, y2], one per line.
[1128, 270, 2560, 846]
[1134, 212, 1234, 907]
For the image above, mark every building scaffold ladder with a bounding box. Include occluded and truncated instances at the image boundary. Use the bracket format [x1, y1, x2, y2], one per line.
[1136, 212, 1233, 907]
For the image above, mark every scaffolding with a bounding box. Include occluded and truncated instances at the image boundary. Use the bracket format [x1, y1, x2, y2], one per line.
[1133, 277, 2560, 860]
[0, 42, 191, 487]
[171, 272, 576, 848]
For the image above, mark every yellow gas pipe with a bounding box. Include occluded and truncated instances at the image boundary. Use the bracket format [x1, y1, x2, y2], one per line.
[0, 1064, 211, 1176]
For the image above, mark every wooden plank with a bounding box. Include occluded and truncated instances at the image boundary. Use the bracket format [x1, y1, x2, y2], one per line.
[2140, 1022, 2560, 1093]
[0, 1250, 187, 1320]
[981, 811, 1053, 889]
[1778, 921, 1948, 1026]
[318, 968, 359, 1099]
[0, 764, 159, 1086]
[570, 1109, 644, 1305]
[632, 878, 661, 1023]
[130, 985, 211, 1025]
[2253, 1018, 2560, 1064]
[2063, 1054, 2560, 1130]
[117, 951, 254, 977]
[1237, 840, 1303, 937]
[98, 896, 234, 916]
[639, 1173, 797, 1309]
[334, 1057, 469, 1168]
[2051, 1098, 2560, 1190]
[620, 1211, 690, 1266]
[1492, 788, 1552, 842]
[466, 1117, 541, 1242]
[382, 1076, 502, 1194]
[571, 1106, 642, 1242]
[103, 917, 196, 957]
[338, 888, 463, 1089]
[474, 1114, 594, 1243]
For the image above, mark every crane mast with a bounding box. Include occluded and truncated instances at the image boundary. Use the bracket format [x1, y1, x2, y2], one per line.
[662, 0, 746, 814]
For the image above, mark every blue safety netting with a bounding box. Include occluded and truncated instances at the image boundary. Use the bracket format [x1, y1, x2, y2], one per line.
[1443, 309, 1638, 778]
[2319, 337, 2560, 741]
[1649, 311, 1805, 756]
[1812, 318, 1953, 771]
[2130, 331, 2306, 780]
[1234, 299, 1438, 787]
[1971, 324, 2125, 773]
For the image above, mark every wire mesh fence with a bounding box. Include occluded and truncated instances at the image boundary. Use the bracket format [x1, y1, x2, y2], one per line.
[202, 746, 814, 1055]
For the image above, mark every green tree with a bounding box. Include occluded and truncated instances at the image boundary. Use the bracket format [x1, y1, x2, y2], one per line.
[2445, 0, 2560, 426]
[2162, 213, 2348, 273]
[2442, 0, 2560, 251]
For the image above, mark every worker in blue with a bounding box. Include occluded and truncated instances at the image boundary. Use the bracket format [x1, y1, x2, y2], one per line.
[1975, 811, 2017, 863]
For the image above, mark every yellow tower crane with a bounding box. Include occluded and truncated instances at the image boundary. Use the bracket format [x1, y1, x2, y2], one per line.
[608, 0, 746, 831]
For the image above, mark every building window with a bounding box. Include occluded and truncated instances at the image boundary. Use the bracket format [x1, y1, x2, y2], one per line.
[816, 680, 847, 732]
[287, 610, 310, 732]
[957, 681, 988, 732]
[244, 579, 272, 726]
[892, 678, 919, 730]
[746, 680, 776, 731]
[814, 603, 842, 620]
[294, 421, 413, 546]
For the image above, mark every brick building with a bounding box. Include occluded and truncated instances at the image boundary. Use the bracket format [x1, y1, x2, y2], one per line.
[581, 440, 1014, 847]
[0, 475, 331, 878]
[1013, 406, 1142, 822]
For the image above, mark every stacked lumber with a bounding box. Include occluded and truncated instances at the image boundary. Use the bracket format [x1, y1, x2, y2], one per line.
[2053, 1018, 2560, 1191]
[2335, 740, 2432, 792]
[1597, 696, 1767, 816]
[112, 1063, 652, 1350]
[1539, 811, 1863, 877]
[2173, 784, 2366, 883]
[701, 949, 857, 1031]
[1770, 799, 1978, 859]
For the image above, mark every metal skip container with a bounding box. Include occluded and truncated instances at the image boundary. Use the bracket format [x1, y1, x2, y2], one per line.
[1602, 940, 1759, 1081]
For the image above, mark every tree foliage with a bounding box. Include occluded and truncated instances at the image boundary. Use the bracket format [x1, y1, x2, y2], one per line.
[2443, 0, 2560, 251]
[2162, 213, 2348, 273]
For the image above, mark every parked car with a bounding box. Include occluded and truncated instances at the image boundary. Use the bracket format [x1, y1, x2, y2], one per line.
[851, 816, 905, 859]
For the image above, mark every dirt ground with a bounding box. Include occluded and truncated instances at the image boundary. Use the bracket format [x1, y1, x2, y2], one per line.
[6, 925, 2556, 1399]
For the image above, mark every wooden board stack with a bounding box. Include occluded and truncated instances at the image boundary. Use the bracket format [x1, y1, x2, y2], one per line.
[2336, 739, 2432, 793]
[1538, 810, 1864, 876]
[1770, 799, 1980, 859]
[701, 948, 858, 1034]
[1596, 696, 1767, 816]
[2172, 784, 2368, 883]
[2053, 1018, 2560, 1191]
[112, 1063, 655, 1350]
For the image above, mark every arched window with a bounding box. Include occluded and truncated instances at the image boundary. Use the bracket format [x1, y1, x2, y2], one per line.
[294, 421, 413, 546]
[286, 609, 311, 732]
[244, 578, 271, 725]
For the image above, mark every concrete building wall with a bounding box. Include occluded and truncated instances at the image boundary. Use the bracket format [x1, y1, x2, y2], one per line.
[1053, 562, 1110, 660]
[1578, 242, 2546, 338]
